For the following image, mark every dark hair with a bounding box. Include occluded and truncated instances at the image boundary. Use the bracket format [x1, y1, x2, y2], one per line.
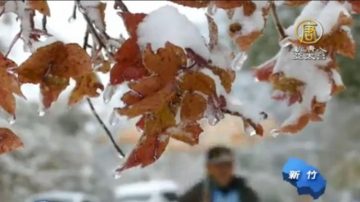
[206, 146, 234, 163]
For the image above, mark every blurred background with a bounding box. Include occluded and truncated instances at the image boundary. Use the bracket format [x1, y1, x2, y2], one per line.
[0, 1, 359, 202]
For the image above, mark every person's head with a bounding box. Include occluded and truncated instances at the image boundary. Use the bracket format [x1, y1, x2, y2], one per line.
[206, 146, 235, 187]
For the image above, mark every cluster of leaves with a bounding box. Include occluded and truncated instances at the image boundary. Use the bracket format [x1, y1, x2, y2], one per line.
[0, 0, 359, 172]
[256, 0, 359, 133]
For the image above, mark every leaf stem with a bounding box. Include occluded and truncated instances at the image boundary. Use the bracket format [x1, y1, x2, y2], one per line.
[270, 1, 287, 40]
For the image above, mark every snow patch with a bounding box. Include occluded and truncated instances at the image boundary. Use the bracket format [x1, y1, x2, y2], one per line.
[137, 6, 209, 59]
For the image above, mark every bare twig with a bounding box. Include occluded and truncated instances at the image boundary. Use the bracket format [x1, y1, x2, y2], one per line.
[114, 0, 129, 12]
[42, 16, 47, 32]
[86, 98, 125, 157]
[5, 32, 22, 57]
[270, 1, 286, 40]
[82, 24, 125, 158]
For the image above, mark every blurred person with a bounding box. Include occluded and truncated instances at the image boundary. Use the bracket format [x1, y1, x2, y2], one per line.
[179, 146, 259, 202]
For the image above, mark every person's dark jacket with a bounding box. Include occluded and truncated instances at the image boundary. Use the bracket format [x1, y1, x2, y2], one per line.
[179, 176, 259, 202]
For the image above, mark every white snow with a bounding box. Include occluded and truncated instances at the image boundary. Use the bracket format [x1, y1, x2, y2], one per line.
[199, 68, 227, 97]
[80, 0, 105, 30]
[286, 1, 351, 37]
[137, 6, 209, 59]
[231, 3, 267, 36]
[274, 45, 333, 106]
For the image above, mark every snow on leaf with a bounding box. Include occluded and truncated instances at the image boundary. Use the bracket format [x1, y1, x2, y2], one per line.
[0, 53, 23, 116]
[69, 73, 104, 106]
[287, 1, 355, 58]
[208, 66, 235, 93]
[137, 6, 209, 59]
[27, 0, 50, 16]
[0, 128, 23, 155]
[118, 106, 175, 171]
[17, 42, 92, 108]
[255, 43, 343, 133]
[228, 2, 270, 51]
[117, 83, 176, 118]
[180, 92, 207, 122]
[168, 122, 203, 145]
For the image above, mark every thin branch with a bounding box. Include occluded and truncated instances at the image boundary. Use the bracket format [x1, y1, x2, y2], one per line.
[5, 32, 21, 57]
[82, 25, 125, 158]
[78, 6, 114, 57]
[270, 1, 286, 40]
[42, 16, 48, 33]
[86, 98, 125, 157]
[114, 0, 129, 12]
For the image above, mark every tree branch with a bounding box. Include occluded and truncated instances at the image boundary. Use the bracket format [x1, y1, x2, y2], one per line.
[270, 1, 286, 40]
[5, 32, 21, 57]
[86, 98, 125, 157]
[114, 0, 130, 12]
[82, 25, 125, 158]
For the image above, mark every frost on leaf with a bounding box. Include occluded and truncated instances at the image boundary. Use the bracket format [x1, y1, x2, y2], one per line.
[255, 1, 356, 133]
[17, 42, 93, 108]
[0, 53, 23, 116]
[0, 128, 23, 155]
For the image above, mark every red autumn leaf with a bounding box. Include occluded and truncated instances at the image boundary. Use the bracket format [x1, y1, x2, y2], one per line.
[349, 1, 360, 14]
[118, 106, 175, 171]
[0, 128, 23, 155]
[110, 38, 148, 85]
[18, 42, 92, 108]
[0, 53, 23, 115]
[69, 73, 104, 106]
[120, 12, 147, 38]
[180, 92, 207, 122]
[117, 83, 176, 118]
[28, 0, 51, 16]
[143, 42, 187, 84]
[128, 76, 162, 97]
[169, 122, 203, 145]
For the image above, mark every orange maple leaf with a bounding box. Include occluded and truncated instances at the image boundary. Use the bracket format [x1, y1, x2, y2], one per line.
[69, 73, 104, 106]
[17, 42, 92, 108]
[0, 128, 23, 155]
[0, 53, 23, 116]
